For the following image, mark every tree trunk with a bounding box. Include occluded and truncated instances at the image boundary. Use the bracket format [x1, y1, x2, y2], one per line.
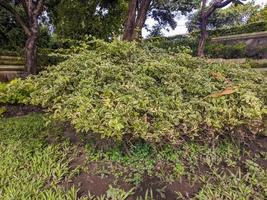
[0, 0, 43, 75]
[123, 0, 137, 41]
[197, 17, 208, 57]
[197, 0, 208, 57]
[25, 33, 37, 74]
[133, 0, 151, 40]
[196, 0, 234, 57]
[25, 14, 39, 75]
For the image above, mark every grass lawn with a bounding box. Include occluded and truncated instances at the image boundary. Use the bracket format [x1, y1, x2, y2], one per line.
[0, 113, 266, 200]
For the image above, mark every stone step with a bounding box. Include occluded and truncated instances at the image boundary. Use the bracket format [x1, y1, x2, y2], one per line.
[0, 60, 24, 65]
[0, 55, 24, 61]
[0, 65, 25, 71]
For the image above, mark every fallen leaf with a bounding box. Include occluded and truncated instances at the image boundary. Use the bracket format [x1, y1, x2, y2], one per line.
[208, 86, 236, 97]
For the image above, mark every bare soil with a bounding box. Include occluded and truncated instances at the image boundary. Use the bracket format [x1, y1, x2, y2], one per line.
[61, 125, 267, 200]
[2, 104, 43, 118]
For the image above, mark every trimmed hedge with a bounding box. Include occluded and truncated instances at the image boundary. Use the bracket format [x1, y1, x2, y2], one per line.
[191, 21, 267, 38]
[205, 43, 247, 59]
[146, 36, 266, 59]
[146, 21, 267, 59]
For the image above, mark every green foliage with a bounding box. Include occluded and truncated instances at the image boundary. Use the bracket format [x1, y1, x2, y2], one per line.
[1, 113, 265, 199]
[0, 114, 77, 199]
[146, 35, 199, 55]
[195, 160, 267, 200]
[0, 9, 26, 51]
[0, 8, 51, 52]
[37, 49, 70, 69]
[0, 106, 6, 117]
[249, 4, 267, 23]
[204, 41, 267, 59]
[206, 21, 267, 37]
[144, 36, 194, 54]
[187, 2, 260, 32]
[49, 0, 127, 40]
[37, 37, 101, 69]
[146, 0, 200, 35]
[149, 34, 266, 59]
[0, 80, 33, 104]
[87, 186, 135, 200]
[205, 43, 247, 59]
[246, 59, 267, 68]
[10, 40, 264, 144]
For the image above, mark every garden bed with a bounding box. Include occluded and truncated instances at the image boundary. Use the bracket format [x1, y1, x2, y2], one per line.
[0, 113, 266, 199]
[0, 40, 266, 199]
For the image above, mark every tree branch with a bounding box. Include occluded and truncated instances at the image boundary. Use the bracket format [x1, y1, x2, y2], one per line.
[214, 0, 233, 8]
[0, 0, 31, 35]
[20, 0, 29, 17]
[205, 0, 234, 18]
[34, 0, 44, 15]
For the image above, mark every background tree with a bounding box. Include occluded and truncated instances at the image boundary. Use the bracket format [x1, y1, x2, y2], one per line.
[187, 1, 259, 32]
[196, 0, 245, 57]
[48, 0, 127, 40]
[0, 8, 26, 51]
[249, 4, 267, 22]
[0, 0, 45, 74]
[123, 0, 200, 41]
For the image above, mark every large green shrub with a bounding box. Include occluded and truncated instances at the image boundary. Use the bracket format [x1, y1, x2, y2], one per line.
[8, 40, 267, 144]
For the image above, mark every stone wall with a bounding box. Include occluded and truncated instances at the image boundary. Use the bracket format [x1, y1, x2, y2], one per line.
[211, 31, 267, 58]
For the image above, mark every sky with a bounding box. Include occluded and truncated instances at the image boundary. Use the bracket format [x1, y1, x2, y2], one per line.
[143, 0, 266, 37]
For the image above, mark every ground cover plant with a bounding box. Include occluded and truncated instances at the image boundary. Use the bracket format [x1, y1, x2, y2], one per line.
[1, 0, 267, 198]
[0, 114, 78, 199]
[0, 112, 266, 199]
[0, 40, 267, 145]
[0, 40, 266, 199]
[0, 41, 267, 200]
[4, 40, 265, 146]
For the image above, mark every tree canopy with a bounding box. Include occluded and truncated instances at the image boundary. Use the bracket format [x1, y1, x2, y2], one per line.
[249, 4, 267, 22]
[187, 1, 260, 32]
[0, 8, 25, 50]
[48, 0, 127, 40]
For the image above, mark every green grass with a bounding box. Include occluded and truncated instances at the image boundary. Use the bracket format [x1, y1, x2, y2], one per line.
[0, 114, 77, 200]
[0, 114, 266, 199]
[196, 160, 267, 200]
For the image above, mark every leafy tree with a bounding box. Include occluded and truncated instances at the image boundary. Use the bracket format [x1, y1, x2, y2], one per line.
[0, 9, 51, 51]
[187, 1, 259, 32]
[0, 0, 45, 74]
[249, 4, 267, 22]
[0, 8, 25, 51]
[123, 0, 200, 41]
[196, 0, 245, 57]
[48, 0, 127, 40]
